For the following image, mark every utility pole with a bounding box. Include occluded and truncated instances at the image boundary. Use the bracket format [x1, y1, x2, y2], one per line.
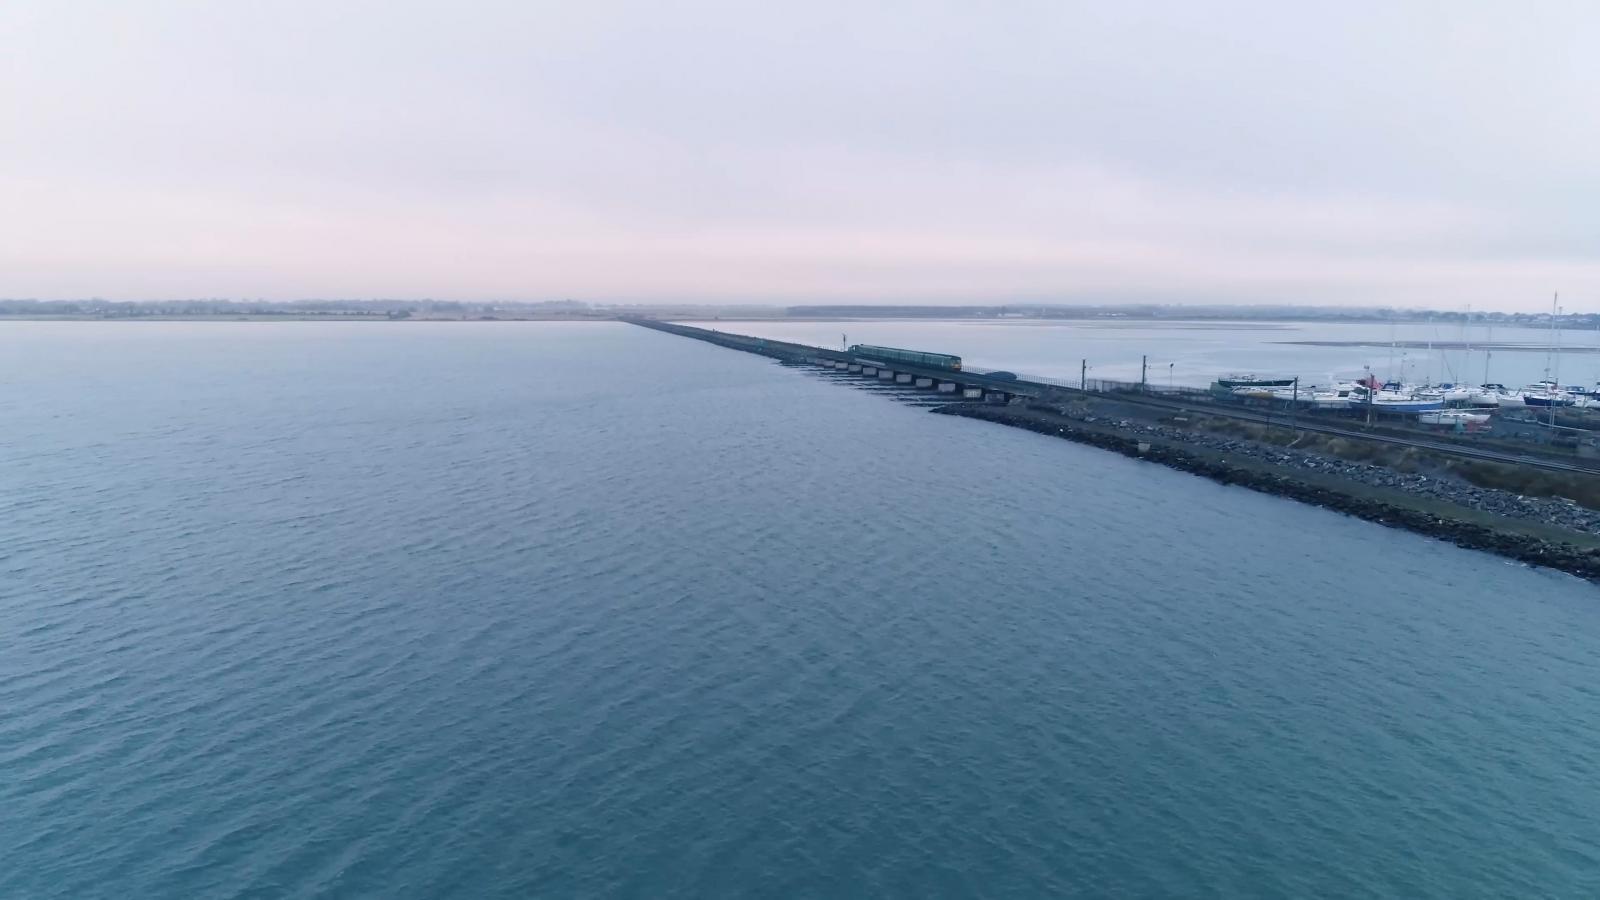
[1141, 355, 1148, 392]
[1081, 359, 1087, 392]
[1291, 376, 1299, 435]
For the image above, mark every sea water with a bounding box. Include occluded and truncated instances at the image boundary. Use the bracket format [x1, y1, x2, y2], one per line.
[3, 322, 1598, 898]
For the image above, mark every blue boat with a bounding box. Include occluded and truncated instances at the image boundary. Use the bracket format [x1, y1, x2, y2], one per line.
[1520, 381, 1576, 408]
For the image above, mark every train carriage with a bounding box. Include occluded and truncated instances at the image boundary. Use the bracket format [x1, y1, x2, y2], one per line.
[846, 344, 962, 372]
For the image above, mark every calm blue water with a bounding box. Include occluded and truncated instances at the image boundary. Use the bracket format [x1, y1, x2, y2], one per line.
[3, 322, 1599, 898]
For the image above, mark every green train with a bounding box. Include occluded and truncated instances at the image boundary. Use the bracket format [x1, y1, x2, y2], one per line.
[847, 344, 962, 372]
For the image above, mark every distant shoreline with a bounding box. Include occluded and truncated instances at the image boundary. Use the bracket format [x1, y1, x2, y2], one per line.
[3, 301, 1593, 328]
[1, 313, 1577, 327]
[0, 314, 615, 323]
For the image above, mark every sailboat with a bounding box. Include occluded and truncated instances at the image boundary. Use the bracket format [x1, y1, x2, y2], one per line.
[1472, 383, 1523, 407]
[1524, 295, 1575, 409]
[1345, 378, 1445, 414]
[1522, 380, 1575, 408]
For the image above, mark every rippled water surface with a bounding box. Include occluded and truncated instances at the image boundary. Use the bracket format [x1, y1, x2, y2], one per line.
[3, 322, 1599, 898]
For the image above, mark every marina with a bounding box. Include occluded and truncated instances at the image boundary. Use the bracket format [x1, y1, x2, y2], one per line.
[1242, 302, 1600, 422]
[1213, 375, 1600, 424]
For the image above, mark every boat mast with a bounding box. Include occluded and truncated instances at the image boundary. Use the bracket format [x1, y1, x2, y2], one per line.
[1425, 315, 1433, 385]
[1554, 294, 1562, 387]
[1387, 321, 1396, 384]
[1550, 293, 1560, 428]
[1483, 316, 1492, 385]
[1545, 293, 1556, 383]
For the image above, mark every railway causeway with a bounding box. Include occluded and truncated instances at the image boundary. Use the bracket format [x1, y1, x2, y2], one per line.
[625, 317, 1600, 581]
[625, 317, 1600, 476]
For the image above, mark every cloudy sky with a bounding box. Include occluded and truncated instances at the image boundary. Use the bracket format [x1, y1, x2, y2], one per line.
[3, 1, 1596, 309]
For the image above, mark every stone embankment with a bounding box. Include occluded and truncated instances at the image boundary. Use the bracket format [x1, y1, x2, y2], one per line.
[937, 401, 1600, 582]
[1100, 409, 1600, 535]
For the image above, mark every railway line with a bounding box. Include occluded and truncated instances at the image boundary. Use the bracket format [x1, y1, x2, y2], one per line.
[1098, 391, 1600, 475]
[624, 317, 1600, 477]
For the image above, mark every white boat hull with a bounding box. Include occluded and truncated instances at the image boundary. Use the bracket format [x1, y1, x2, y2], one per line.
[1419, 410, 1490, 426]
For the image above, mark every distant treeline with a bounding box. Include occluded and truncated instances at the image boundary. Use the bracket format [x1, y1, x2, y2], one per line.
[0, 299, 597, 318]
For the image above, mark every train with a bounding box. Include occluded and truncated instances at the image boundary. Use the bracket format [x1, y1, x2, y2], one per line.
[847, 344, 962, 372]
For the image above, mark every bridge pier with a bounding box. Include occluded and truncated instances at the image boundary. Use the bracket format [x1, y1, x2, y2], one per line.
[877, 369, 894, 380]
[895, 373, 912, 384]
[834, 361, 848, 370]
[916, 377, 933, 388]
[850, 364, 863, 373]
[963, 387, 983, 399]
[938, 382, 957, 393]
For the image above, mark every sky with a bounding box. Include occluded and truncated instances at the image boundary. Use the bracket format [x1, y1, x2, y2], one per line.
[2, 1, 1596, 310]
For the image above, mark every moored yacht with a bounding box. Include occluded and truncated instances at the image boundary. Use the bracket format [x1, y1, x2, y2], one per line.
[1263, 386, 1351, 409]
[1425, 383, 1475, 403]
[1213, 374, 1296, 396]
[1521, 381, 1576, 408]
[1346, 384, 1445, 413]
[1469, 384, 1517, 407]
[1419, 409, 1491, 427]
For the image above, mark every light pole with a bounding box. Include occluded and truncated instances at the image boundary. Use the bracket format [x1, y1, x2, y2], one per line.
[1363, 365, 1374, 426]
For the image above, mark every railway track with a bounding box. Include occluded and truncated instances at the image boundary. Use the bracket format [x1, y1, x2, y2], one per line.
[812, 360, 1600, 476]
[1098, 391, 1600, 476]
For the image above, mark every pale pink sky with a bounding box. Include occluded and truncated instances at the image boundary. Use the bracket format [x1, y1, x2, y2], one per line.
[2, 1, 1597, 310]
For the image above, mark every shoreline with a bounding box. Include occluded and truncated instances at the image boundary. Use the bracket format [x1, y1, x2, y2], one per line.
[0, 315, 614, 323]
